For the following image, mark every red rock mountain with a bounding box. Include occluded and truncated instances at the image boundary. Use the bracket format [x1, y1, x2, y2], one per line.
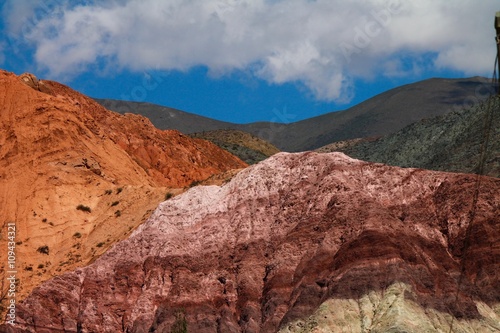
[5, 152, 499, 332]
[0, 70, 246, 311]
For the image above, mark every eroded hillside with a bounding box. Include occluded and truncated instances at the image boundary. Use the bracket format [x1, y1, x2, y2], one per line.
[6, 152, 499, 332]
[0, 70, 246, 312]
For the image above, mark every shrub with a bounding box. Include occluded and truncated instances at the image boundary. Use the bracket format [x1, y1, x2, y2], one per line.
[171, 310, 187, 333]
[104, 189, 113, 195]
[96, 242, 105, 248]
[114, 210, 121, 217]
[37, 264, 44, 269]
[189, 180, 201, 188]
[76, 204, 91, 213]
[37, 245, 49, 255]
[116, 187, 123, 194]
[111, 201, 119, 207]
[42, 218, 47, 223]
[165, 192, 174, 200]
[73, 232, 82, 238]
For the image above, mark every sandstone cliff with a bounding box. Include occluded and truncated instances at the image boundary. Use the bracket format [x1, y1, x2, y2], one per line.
[0, 70, 246, 311]
[5, 152, 499, 332]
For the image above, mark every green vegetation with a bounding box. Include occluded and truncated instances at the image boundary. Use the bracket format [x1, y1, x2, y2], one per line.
[96, 242, 105, 248]
[189, 180, 201, 188]
[114, 210, 121, 217]
[116, 187, 123, 194]
[171, 309, 187, 333]
[111, 201, 120, 207]
[37, 245, 49, 255]
[104, 189, 113, 195]
[165, 192, 174, 200]
[76, 204, 91, 213]
[37, 264, 44, 269]
[42, 218, 47, 223]
[339, 96, 500, 178]
[73, 232, 82, 238]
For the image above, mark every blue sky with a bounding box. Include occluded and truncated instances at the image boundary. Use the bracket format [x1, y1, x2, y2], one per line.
[1, 0, 498, 123]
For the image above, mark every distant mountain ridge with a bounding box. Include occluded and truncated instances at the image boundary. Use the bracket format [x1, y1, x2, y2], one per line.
[97, 76, 495, 152]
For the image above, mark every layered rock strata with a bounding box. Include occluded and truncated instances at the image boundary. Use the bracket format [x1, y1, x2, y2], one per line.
[4, 152, 500, 332]
[0, 70, 246, 310]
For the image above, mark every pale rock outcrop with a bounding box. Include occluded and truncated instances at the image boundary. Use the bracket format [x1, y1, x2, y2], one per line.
[18, 73, 52, 94]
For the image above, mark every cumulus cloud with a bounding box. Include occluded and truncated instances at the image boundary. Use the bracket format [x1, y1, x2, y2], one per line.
[3, 0, 498, 102]
[2, 0, 68, 37]
[2, 0, 40, 36]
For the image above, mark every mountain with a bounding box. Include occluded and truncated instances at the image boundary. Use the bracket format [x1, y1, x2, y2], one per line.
[0, 70, 246, 313]
[97, 77, 495, 151]
[95, 99, 236, 134]
[320, 96, 500, 178]
[7, 152, 499, 332]
[190, 129, 280, 164]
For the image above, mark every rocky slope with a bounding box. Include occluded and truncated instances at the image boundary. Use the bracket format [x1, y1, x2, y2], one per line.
[324, 96, 500, 178]
[5, 152, 499, 332]
[315, 137, 375, 154]
[190, 129, 280, 164]
[0, 70, 246, 312]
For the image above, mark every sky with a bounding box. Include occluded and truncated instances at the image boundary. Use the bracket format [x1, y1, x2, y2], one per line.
[0, 0, 498, 124]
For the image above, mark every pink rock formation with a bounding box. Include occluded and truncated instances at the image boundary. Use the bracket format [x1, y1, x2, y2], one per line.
[4, 152, 500, 332]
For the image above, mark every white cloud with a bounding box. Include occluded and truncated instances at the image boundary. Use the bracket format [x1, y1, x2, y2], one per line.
[2, 0, 40, 36]
[2, 0, 67, 37]
[6, 0, 499, 102]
